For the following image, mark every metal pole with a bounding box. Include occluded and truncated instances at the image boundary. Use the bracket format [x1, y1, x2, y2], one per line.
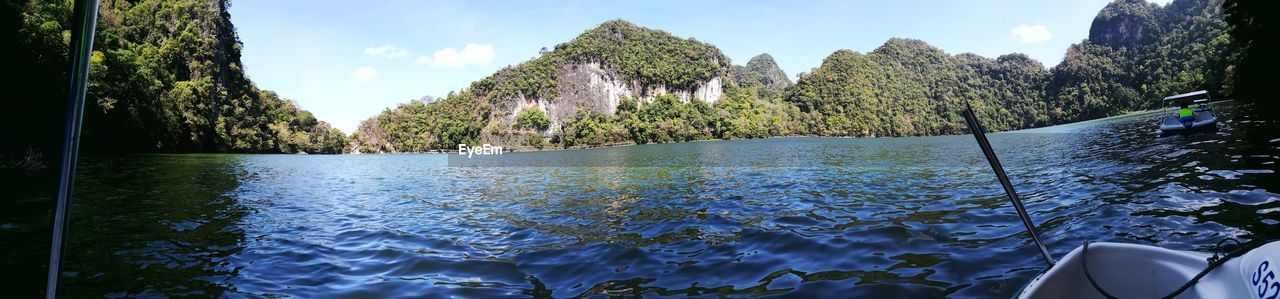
[47, 0, 100, 297]
[962, 103, 1056, 266]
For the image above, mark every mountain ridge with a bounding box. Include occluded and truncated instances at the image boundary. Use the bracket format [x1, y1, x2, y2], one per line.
[352, 19, 734, 153]
[352, 0, 1236, 152]
[1, 0, 1252, 159]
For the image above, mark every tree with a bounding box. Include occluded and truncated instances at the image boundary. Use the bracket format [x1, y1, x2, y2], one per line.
[4, 0, 349, 156]
[515, 108, 550, 131]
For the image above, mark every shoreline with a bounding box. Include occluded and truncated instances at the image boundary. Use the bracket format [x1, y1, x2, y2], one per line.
[77, 100, 1228, 156]
[358, 101, 1206, 155]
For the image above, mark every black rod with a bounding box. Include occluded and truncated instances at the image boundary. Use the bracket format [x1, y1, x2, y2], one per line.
[47, 0, 100, 297]
[962, 103, 1055, 266]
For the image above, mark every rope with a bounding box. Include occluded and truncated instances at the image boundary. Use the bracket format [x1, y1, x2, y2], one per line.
[1082, 241, 1118, 299]
[1081, 238, 1261, 299]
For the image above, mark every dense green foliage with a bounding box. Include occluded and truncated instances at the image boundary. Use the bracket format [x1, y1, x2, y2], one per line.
[6, 0, 1249, 157]
[351, 92, 489, 153]
[714, 85, 797, 139]
[3, 0, 346, 162]
[560, 110, 626, 147]
[358, 85, 794, 152]
[733, 54, 793, 100]
[1222, 0, 1276, 107]
[353, 20, 731, 152]
[515, 108, 550, 131]
[357, 0, 1246, 151]
[785, 41, 1051, 136]
[1045, 0, 1234, 122]
[550, 85, 794, 148]
[466, 19, 729, 103]
[616, 95, 718, 144]
[788, 0, 1236, 135]
[562, 21, 728, 91]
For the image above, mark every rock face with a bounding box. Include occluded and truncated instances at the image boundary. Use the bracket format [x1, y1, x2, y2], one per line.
[476, 20, 732, 145]
[350, 19, 734, 152]
[1089, 0, 1161, 47]
[693, 77, 724, 104]
[503, 62, 724, 134]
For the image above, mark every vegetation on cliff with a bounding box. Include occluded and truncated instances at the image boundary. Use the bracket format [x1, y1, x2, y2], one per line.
[785, 41, 1050, 137]
[351, 92, 488, 153]
[3, 0, 1259, 157]
[553, 85, 796, 147]
[355, 0, 1245, 151]
[2, 0, 346, 164]
[1045, 0, 1234, 122]
[788, 0, 1236, 136]
[1222, 0, 1277, 108]
[482, 19, 729, 101]
[352, 20, 732, 153]
[733, 53, 793, 100]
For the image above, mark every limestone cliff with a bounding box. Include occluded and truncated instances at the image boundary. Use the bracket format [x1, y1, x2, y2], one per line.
[498, 62, 724, 138]
[1089, 0, 1161, 47]
[353, 20, 732, 152]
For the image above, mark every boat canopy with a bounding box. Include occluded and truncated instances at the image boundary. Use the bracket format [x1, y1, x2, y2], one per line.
[1163, 90, 1211, 104]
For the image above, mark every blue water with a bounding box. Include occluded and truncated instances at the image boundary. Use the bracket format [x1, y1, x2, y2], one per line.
[2, 102, 1277, 297]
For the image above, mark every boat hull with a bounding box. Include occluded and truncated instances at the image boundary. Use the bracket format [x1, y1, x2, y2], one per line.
[1159, 111, 1217, 134]
[1018, 242, 1254, 299]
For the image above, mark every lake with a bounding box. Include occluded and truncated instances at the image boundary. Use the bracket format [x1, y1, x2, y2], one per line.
[2, 102, 1278, 298]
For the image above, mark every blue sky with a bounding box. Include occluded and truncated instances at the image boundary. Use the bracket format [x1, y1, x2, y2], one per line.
[230, 0, 1170, 133]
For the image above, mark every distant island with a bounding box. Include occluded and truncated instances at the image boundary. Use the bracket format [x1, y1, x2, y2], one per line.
[2, 0, 1269, 162]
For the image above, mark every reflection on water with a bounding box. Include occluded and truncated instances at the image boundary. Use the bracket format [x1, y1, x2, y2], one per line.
[1, 102, 1277, 297]
[63, 155, 250, 297]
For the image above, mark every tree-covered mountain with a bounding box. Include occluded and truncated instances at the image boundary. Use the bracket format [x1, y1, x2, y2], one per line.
[355, 0, 1245, 152]
[790, 0, 1234, 137]
[352, 20, 734, 153]
[3, 0, 1256, 158]
[733, 54, 792, 99]
[785, 40, 1050, 137]
[1044, 0, 1233, 123]
[3, 0, 346, 165]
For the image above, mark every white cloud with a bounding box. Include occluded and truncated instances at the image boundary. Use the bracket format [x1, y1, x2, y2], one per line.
[414, 55, 431, 65]
[1147, 0, 1173, 5]
[1010, 24, 1052, 43]
[363, 45, 408, 59]
[427, 43, 495, 68]
[353, 67, 378, 82]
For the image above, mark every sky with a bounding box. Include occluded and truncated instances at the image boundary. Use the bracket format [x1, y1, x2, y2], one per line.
[229, 0, 1172, 133]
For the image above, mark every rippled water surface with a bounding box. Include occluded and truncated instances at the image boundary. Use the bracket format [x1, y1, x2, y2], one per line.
[3, 103, 1279, 298]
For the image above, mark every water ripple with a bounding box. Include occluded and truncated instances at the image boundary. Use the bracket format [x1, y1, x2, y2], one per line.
[14, 102, 1275, 298]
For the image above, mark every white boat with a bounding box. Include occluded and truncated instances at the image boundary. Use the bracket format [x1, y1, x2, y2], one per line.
[1158, 90, 1218, 134]
[1159, 112, 1217, 132]
[961, 103, 1276, 299]
[1018, 241, 1280, 299]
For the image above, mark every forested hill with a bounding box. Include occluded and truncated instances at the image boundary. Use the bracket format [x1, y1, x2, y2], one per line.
[786, 40, 1050, 136]
[357, 0, 1240, 152]
[1, 0, 1257, 159]
[1046, 0, 1232, 122]
[351, 20, 734, 153]
[788, 0, 1233, 137]
[3, 0, 347, 163]
[733, 54, 792, 99]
